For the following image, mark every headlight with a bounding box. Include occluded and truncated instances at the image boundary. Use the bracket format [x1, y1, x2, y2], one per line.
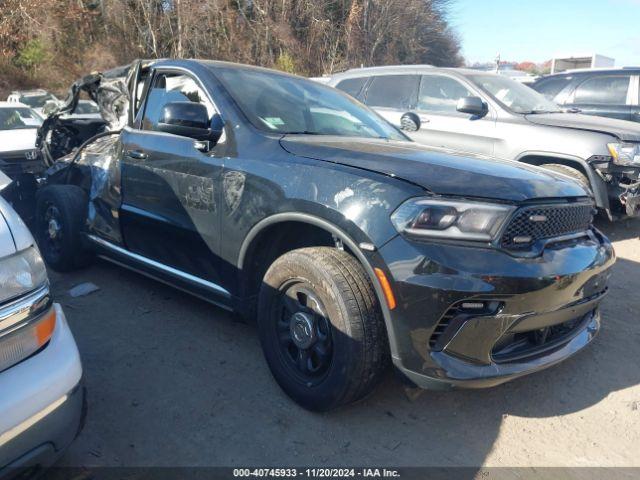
[607, 143, 640, 166]
[391, 198, 515, 241]
[0, 247, 48, 304]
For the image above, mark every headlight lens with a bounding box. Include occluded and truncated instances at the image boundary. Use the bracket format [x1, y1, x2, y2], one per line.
[607, 143, 640, 166]
[0, 247, 47, 304]
[391, 198, 515, 241]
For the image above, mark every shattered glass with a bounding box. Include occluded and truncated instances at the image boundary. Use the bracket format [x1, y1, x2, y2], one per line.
[74, 133, 122, 242]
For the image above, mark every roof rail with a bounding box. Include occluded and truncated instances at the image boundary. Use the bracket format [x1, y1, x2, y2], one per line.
[343, 64, 435, 73]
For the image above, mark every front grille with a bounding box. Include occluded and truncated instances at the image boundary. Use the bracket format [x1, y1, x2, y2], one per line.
[0, 160, 44, 179]
[0, 151, 45, 179]
[500, 203, 594, 249]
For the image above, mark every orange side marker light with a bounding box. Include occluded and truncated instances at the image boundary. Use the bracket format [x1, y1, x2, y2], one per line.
[374, 268, 397, 310]
[35, 308, 57, 346]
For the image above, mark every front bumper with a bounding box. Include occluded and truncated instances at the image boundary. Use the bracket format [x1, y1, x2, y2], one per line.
[378, 228, 615, 390]
[0, 304, 84, 473]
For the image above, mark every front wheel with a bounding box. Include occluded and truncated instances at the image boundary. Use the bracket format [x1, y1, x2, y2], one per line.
[35, 185, 92, 272]
[257, 247, 388, 411]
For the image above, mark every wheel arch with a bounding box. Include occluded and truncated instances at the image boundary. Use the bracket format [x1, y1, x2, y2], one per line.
[517, 152, 610, 211]
[237, 212, 400, 359]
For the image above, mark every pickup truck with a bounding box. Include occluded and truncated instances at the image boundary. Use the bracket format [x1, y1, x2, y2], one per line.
[34, 59, 614, 411]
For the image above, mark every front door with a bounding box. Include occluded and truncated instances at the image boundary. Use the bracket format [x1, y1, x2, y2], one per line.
[120, 70, 225, 285]
[409, 74, 496, 156]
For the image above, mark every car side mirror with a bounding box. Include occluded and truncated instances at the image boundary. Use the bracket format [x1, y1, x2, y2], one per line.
[400, 112, 421, 132]
[157, 101, 217, 142]
[456, 96, 488, 117]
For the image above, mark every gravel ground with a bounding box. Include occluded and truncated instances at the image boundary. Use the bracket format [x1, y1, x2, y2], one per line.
[52, 218, 640, 469]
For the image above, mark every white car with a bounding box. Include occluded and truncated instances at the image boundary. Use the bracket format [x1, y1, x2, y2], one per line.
[0, 102, 43, 181]
[0, 171, 84, 472]
[6, 90, 60, 117]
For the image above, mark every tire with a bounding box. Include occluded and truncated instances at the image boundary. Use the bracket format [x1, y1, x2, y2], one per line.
[258, 247, 388, 411]
[35, 185, 92, 272]
[541, 163, 592, 193]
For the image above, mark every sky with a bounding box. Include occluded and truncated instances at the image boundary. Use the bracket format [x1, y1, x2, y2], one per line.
[451, 0, 640, 67]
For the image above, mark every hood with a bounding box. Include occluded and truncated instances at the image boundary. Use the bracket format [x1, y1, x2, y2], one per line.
[280, 136, 587, 202]
[0, 172, 13, 257]
[0, 172, 36, 256]
[0, 199, 15, 257]
[525, 113, 640, 142]
[0, 129, 37, 153]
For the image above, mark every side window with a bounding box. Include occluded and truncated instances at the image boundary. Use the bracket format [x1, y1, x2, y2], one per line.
[335, 77, 368, 99]
[364, 75, 419, 109]
[142, 72, 214, 132]
[417, 75, 473, 114]
[573, 75, 631, 105]
[534, 76, 572, 101]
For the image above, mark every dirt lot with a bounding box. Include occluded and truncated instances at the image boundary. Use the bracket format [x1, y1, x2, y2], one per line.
[52, 218, 640, 469]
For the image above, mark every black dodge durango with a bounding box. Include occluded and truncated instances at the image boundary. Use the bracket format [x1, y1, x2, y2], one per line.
[36, 60, 615, 411]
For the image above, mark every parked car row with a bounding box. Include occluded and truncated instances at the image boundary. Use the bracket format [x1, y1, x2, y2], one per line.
[326, 65, 640, 218]
[0, 59, 635, 472]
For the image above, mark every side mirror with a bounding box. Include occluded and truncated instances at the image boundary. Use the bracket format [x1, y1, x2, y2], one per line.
[456, 96, 488, 117]
[400, 112, 421, 132]
[157, 102, 214, 141]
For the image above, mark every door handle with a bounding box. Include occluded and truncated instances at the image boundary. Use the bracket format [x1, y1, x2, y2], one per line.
[126, 150, 148, 160]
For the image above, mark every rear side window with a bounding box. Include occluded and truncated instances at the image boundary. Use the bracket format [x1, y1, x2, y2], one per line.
[365, 75, 419, 109]
[533, 76, 572, 101]
[335, 77, 368, 99]
[573, 75, 631, 105]
[417, 75, 473, 113]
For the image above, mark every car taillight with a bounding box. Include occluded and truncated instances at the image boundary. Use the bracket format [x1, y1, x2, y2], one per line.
[0, 307, 56, 373]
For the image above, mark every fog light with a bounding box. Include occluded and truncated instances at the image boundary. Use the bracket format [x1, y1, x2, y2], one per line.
[513, 236, 532, 244]
[461, 302, 485, 310]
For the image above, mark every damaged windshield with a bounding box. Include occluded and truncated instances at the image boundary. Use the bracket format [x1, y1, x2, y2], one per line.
[468, 74, 561, 114]
[211, 66, 406, 140]
[0, 107, 42, 130]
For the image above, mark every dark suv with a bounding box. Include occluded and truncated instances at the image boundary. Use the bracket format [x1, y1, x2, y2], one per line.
[35, 60, 614, 411]
[532, 68, 640, 122]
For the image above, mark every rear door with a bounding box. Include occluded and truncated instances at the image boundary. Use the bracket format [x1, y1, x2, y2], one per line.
[119, 69, 225, 285]
[408, 74, 496, 156]
[565, 74, 634, 121]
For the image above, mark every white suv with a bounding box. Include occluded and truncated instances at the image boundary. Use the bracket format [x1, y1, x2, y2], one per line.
[0, 172, 84, 473]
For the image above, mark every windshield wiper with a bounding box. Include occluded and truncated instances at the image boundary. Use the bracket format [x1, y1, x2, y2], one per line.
[521, 109, 561, 115]
[281, 131, 323, 135]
